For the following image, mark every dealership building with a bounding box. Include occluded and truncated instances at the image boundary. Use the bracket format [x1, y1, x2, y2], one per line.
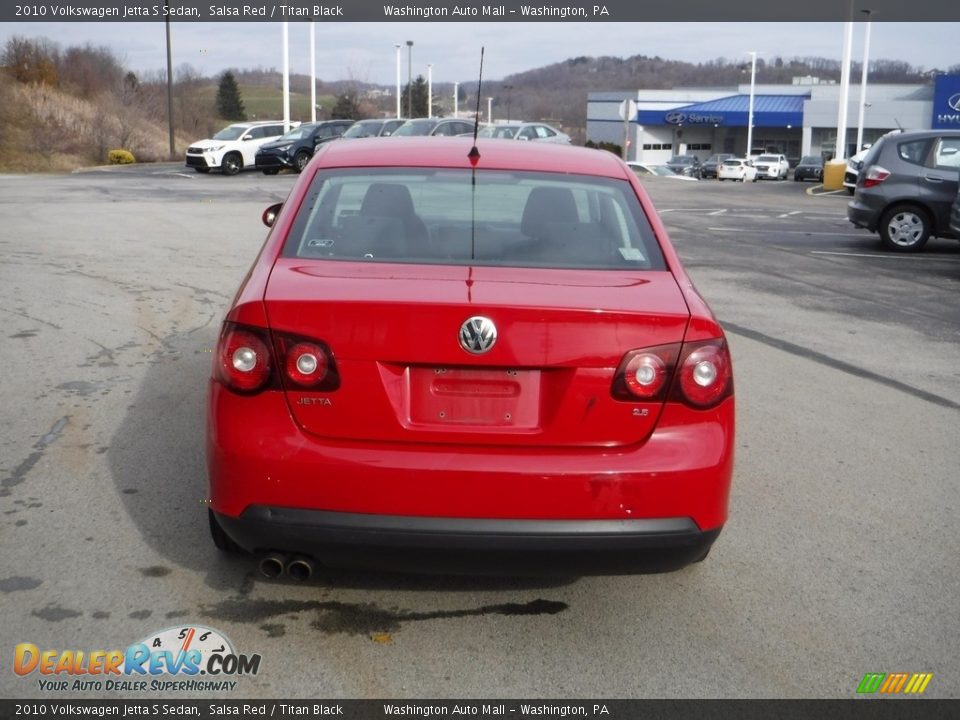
[587, 74, 960, 164]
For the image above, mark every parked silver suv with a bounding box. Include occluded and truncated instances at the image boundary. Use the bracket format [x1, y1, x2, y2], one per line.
[847, 130, 960, 252]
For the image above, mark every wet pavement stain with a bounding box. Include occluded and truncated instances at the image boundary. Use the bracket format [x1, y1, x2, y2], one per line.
[33, 604, 83, 621]
[92, 611, 111, 620]
[2, 416, 69, 492]
[129, 610, 152, 620]
[56, 381, 100, 397]
[9, 330, 38, 339]
[165, 610, 190, 619]
[139, 566, 171, 578]
[0, 576, 43, 593]
[259, 623, 286, 638]
[202, 598, 568, 637]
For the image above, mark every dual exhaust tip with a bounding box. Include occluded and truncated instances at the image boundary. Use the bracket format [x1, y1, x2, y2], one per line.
[259, 553, 314, 581]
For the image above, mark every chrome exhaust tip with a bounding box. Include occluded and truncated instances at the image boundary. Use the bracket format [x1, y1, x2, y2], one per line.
[258, 553, 286, 579]
[286, 556, 314, 582]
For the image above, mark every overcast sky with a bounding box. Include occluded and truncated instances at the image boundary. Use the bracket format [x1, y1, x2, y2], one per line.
[2, 22, 957, 86]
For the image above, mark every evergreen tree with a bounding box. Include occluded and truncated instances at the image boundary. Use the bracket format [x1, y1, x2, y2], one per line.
[216, 71, 246, 120]
[401, 75, 429, 118]
[331, 92, 361, 120]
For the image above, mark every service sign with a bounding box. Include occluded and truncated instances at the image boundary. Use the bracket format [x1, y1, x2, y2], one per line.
[932, 74, 960, 130]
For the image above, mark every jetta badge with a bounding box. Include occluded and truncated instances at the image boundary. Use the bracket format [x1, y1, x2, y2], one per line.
[459, 316, 497, 354]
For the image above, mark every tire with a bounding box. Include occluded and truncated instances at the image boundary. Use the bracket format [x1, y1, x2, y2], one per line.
[194, 167, 210, 174]
[293, 151, 311, 173]
[261, 168, 280, 176]
[221, 153, 242, 176]
[879, 204, 931, 252]
[208, 509, 242, 554]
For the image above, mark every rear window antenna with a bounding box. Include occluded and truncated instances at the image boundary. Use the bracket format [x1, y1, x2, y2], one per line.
[468, 47, 484, 163]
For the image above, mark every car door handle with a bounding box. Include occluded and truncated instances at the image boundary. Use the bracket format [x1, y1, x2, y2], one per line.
[922, 174, 944, 183]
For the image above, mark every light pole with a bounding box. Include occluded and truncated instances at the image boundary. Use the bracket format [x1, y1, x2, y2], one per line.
[282, 22, 290, 132]
[406, 40, 413, 118]
[309, 21, 316, 123]
[746, 51, 757, 158]
[454, 81, 459, 117]
[836, 18, 855, 160]
[394, 43, 401, 118]
[427, 63, 433, 118]
[504, 84, 514, 122]
[487, 97, 493, 124]
[164, 1, 174, 159]
[855, 9, 873, 153]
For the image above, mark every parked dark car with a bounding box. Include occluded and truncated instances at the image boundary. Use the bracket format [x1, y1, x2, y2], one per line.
[700, 154, 735, 179]
[664, 155, 702, 178]
[342, 118, 407, 138]
[255, 120, 353, 174]
[793, 155, 825, 182]
[392, 118, 477, 137]
[848, 130, 960, 251]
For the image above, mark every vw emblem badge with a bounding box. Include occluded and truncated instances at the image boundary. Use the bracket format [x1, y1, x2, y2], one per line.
[459, 316, 497, 354]
[948, 93, 960, 112]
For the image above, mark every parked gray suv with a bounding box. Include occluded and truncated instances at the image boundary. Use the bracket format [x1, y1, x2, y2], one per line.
[848, 130, 960, 252]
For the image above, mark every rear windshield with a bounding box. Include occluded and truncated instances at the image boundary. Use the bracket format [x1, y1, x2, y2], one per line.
[282, 169, 665, 270]
[757, 155, 779, 162]
[722, 159, 743, 166]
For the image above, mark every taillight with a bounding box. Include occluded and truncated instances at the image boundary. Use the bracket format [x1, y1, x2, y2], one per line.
[216, 324, 272, 393]
[283, 341, 330, 388]
[862, 165, 890, 188]
[672, 339, 733, 409]
[273, 334, 340, 392]
[612, 344, 680, 401]
[612, 338, 733, 409]
[214, 324, 339, 394]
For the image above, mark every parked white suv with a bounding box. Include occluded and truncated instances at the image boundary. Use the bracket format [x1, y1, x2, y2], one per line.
[185, 121, 294, 175]
[753, 154, 790, 180]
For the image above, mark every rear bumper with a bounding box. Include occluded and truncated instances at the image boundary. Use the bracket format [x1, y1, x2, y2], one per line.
[207, 382, 734, 572]
[847, 197, 880, 231]
[216, 507, 721, 574]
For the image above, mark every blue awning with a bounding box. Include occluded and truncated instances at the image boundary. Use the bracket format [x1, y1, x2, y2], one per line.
[636, 94, 807, 128]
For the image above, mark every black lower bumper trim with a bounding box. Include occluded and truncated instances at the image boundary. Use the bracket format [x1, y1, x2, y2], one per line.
[215, 507, 721, 575]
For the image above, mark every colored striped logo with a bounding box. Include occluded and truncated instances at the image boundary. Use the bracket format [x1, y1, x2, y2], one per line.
[857, 673, 933, 695]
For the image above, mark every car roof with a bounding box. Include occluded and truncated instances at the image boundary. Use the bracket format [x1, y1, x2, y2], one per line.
[315, 137, 629, 178]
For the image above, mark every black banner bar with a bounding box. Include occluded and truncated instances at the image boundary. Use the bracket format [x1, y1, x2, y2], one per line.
[3, 0, 959, 23]
[1, 700, 959, 720]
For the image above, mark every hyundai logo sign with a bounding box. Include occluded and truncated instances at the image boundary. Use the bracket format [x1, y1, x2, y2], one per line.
[664, 111, 686, 125]
[933, 75, 960, 129]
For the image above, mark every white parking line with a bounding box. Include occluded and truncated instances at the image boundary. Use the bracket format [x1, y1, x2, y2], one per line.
[810, 250, 960, 261]
[708, 227, 865, 237]
[708, 209, 727, 216]
[777, 210, 802, 218]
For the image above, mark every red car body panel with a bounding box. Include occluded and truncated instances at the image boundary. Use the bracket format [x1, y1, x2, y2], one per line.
[207, 138, 734, 573]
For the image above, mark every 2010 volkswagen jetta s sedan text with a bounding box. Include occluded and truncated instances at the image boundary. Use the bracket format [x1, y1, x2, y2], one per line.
[207, 137, 735, 577]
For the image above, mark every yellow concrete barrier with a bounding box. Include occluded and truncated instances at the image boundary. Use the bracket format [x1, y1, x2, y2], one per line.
[823, 160, 847, 190]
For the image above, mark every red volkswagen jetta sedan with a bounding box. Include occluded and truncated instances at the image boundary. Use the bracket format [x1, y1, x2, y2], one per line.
[207, 137, 734, 577]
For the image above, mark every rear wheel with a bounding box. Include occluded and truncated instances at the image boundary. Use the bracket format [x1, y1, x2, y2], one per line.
[221, 153, 242, 176]
[879, 204, 931, 252]
[262, 168, 280, 176]
[294, 151, 311, 173]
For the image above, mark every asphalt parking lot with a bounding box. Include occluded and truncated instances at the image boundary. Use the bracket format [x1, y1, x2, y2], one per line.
[1, 163, 957, 699]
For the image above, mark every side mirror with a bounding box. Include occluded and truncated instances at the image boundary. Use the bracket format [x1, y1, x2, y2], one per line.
[262, 202, 283, 228]
[517, 136, 530, 141]
[242, 134, 254, 141]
